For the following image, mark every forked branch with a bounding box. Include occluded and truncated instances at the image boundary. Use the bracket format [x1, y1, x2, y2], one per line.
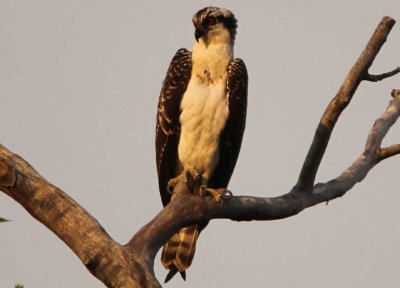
[146, 89, 400, 229]
[296, 16, 397, 192]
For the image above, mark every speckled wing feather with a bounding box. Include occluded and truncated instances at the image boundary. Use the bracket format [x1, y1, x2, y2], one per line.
[209, 58, 248, 189]
[155, 48, 192, 206]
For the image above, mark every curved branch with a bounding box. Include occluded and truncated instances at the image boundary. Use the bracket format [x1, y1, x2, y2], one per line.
[365, 66, 400, 82]
[0, 145, 160, 288]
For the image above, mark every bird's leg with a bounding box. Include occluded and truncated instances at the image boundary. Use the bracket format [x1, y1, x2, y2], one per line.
[167, 168, 201, 195]
[199, 177, 233, 203]
[183, 168, 201, 193]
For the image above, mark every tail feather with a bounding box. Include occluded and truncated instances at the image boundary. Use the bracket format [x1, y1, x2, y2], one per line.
[176, 225, 199, 270]
[161, 232, 180, 269]
[164, 269, 186, 283]
[161, 224, 200, 281]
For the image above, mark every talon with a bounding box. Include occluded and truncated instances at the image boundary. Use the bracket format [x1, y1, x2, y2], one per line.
[167, 177, 179, 194]
[167, 184, 174, 194]
[222, 189, 233, 199]
[200, 185, 207, 197]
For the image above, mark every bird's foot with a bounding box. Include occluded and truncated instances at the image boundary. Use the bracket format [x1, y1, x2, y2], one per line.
[168, 168, 201, 194]
[167, 176, 181, 194]
[200, 185, 233, 202]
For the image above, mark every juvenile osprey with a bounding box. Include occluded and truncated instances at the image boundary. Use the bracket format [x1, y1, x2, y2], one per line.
[155, 6, 247, 282]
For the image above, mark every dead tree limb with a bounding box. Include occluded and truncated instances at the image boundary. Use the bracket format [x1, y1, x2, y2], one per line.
[0, 145, 161, 288]
[0, 16, 399, 288]
[296, 16, 398, 192]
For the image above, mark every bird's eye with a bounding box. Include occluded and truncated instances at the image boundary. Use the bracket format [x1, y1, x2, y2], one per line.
[204, 16, 216, 27]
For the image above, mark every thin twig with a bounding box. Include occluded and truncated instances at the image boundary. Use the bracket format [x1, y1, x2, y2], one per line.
[365, 66, 400, 82]
[379, 144, 400, 159]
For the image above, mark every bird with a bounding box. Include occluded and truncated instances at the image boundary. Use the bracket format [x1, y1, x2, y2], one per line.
[155, 6, 248, 282]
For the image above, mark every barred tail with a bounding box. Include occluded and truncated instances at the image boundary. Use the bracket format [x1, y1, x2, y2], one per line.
[161, 224, 200, 283]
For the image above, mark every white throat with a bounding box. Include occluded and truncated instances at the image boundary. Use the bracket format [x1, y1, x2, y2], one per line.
[191, 28, 234, 85]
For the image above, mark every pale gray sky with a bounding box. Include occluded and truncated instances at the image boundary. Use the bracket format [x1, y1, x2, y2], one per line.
[1, 1, 400, 287]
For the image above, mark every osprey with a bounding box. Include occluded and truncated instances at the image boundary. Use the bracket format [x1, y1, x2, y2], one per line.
[155, 6, 248, 282]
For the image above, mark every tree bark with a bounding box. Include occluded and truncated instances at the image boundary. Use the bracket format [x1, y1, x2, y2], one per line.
[0, 16, 399, 288]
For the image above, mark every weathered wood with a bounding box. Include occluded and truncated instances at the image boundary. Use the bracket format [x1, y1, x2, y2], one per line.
[0, 144, 159, 288]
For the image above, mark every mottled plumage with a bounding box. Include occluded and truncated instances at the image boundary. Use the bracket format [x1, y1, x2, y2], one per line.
[155, 6, 247, 282]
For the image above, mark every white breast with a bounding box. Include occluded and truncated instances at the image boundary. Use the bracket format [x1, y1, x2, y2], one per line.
[177, 38, 233, 180]
[178, 78, 229, 179]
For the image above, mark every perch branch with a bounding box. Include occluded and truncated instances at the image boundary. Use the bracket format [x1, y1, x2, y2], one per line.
[128, 89, 400, 260]
[296, 16, 396, 192]
[140, 89, 400, 238]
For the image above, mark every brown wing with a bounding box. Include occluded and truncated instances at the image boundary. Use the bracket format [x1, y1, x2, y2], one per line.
[208, 58, 248, 189]
[156, 48, 192, 206]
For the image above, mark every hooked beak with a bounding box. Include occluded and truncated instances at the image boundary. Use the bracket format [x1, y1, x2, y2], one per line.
[195, 28, 205, 42]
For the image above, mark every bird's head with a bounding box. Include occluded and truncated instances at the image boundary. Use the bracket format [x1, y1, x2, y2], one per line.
[192, 7, 237, 46]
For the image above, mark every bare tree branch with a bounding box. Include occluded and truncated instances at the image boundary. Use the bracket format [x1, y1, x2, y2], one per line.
[0, 145, 161, 288]
[365, 90, 400, 154]
[379, 144, 400, 159]
[0, 16, 399, 288]
[296, 16, 396, 192]
[365, 67, 400, 82]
